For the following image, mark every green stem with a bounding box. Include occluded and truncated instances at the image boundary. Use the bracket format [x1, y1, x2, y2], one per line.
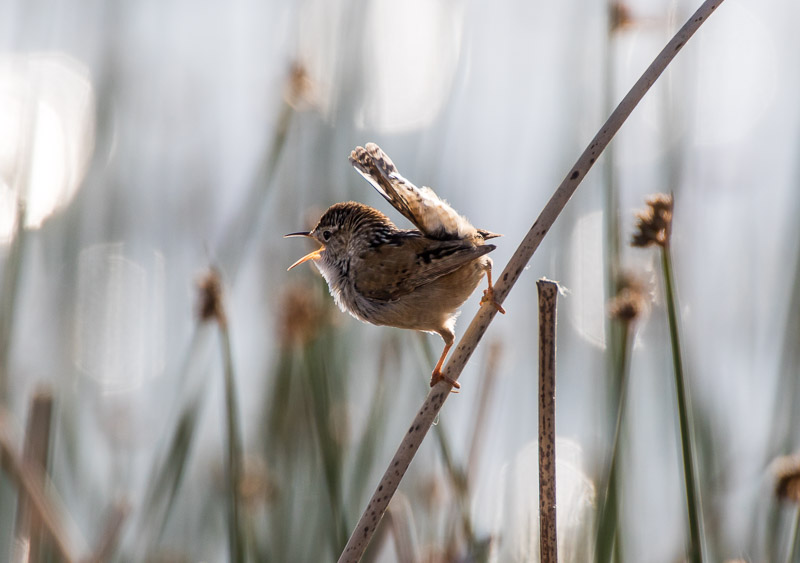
[305, 330, 348, 554]
[787, 505, 800, 563]
[220, 322, 246, 563]
[0, 201, 27, 405]
[661, 245, 704, 563]
[594, 322, 632, 563]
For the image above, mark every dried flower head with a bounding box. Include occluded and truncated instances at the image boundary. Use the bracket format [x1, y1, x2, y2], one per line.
[238, 455, 276, 508]
[607, 272, 648, 322]
[632, 193, 673, 248]
[277, 282, 330, 348]
[609, 2, 635, 32]
[196, 268, 226, 326]
[284, 62, 316, 110]
[774, 454, 800, 503]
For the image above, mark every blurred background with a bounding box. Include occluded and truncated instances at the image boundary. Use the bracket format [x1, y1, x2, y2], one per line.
[0, 0, 798, 561]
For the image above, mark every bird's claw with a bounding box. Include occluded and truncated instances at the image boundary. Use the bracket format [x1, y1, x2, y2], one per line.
[480, 287, 506, 314]
[430, 369, 461, 392]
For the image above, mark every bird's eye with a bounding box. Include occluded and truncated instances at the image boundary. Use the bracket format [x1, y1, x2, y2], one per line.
[322, 230, 332, 241]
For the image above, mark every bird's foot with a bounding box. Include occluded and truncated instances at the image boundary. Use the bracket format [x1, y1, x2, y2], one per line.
[480, 286, 506, 314]
[430, 369, 461, 392]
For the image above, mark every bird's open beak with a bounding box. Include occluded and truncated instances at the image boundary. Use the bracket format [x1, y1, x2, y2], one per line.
[285, 231, 324, 271]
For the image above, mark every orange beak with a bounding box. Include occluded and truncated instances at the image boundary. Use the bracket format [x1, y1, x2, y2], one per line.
[285, 231, 324, 271]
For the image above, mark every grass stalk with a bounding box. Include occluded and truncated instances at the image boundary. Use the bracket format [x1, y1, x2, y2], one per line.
[0, 200, 27, 405]
[537, 279, 559, 563]
[216, 88, 295, 282]
[14, 389, 54, 563]
[136, 327, 208, 553]
[304, 332, 349, 554]
[205, 270, 247, 563]
[594, 321, 632, 563]
[0, 414, 76, 563]
[661, 244, 704, 562]
[787, 505, 800, 563]
[337, 3, 725, 559]
[220, 323, 246, 563]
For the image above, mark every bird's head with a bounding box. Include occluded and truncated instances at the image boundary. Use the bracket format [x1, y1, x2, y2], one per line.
[285, 201, 393, 272]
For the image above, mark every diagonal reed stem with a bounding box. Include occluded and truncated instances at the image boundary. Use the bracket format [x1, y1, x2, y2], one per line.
[337, 2, 725, 560]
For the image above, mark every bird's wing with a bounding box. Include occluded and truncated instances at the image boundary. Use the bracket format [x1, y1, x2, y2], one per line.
[349, 143, 474, 240]
[352, 235, 495, 302]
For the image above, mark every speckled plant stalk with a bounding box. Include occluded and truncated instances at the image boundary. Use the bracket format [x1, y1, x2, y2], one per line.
[337, 2, 725, 560]
[537, 279, 559, 563]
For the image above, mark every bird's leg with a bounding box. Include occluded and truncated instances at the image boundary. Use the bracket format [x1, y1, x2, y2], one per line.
[480, 267, 506, 314]
[430, 340, 460, 390]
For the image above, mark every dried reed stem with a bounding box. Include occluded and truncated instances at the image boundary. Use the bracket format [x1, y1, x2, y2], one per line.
[0, 413, 75, 563]
[14, 389, 53, 563]
[87, 501, 130, 563]
[537, 279, 559, 563]
[337, 2, 724, 560]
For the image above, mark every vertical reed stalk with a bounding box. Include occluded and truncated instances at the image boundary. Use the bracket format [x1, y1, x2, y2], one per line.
[212, 275, 246, 563]
[537, 279, 559, 563]
[594, 321, 632, 562]
[0, 201, 27, 405]
[13, 390, 54, 563]
[661, 244, 704, 563]
[0, 416, 76, 563]
[787, 505, 800, 563]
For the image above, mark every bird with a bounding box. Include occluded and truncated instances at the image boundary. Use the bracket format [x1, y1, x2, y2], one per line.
[286, 143, 504, 389]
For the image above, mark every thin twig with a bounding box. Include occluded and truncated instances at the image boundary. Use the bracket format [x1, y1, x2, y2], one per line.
[0, 414, 76, 563]
[337, 2, 725, 560]
[14, 389, 54, 563]
[86, 501, 130, 563]
[537, 279, 558, 563]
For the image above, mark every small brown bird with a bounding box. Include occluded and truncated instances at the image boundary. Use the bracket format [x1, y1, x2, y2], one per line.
[286, 143, 504, 388]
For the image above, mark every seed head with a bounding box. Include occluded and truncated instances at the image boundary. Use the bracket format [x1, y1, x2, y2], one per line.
[196, 268, 226, 326]
[609, 2, 635, 32]
[774, 454, 800, 503]
[277, 282, 329, 348]
[607, 272, 648, 322]
[284, 62, 316, 110]
[632, 193, 673, 248]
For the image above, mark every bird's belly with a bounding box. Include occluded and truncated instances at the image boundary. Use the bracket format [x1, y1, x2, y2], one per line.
[363, 259, 489, 333]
